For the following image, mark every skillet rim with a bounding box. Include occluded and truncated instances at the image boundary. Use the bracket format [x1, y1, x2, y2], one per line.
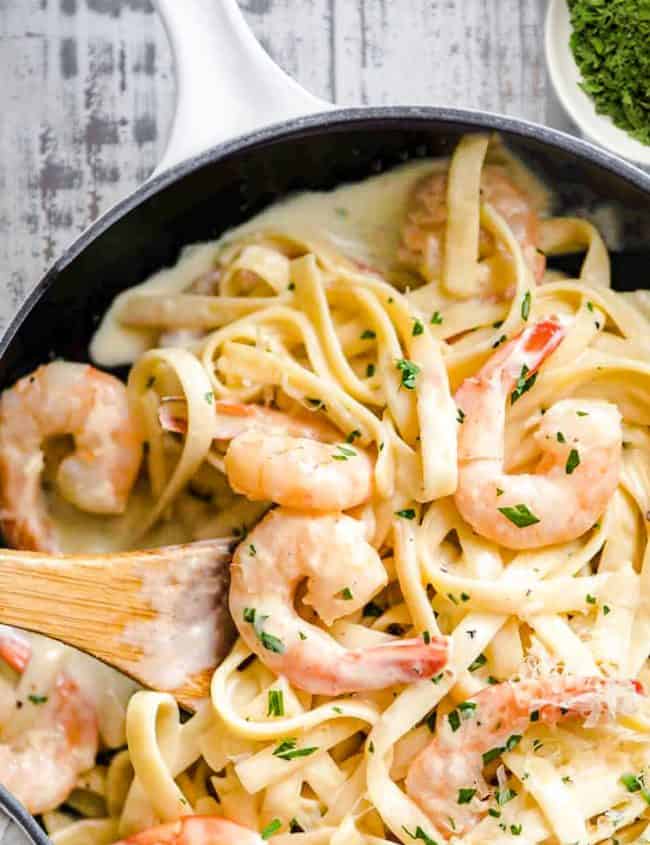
[2, 105, 650, 364]
[0, 105, 649, 840]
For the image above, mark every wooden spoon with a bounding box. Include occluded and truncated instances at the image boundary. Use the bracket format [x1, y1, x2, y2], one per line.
[0, 539, 236, 710]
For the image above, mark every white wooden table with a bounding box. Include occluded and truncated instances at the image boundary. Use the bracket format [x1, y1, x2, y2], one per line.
[0, 0, 568, 839]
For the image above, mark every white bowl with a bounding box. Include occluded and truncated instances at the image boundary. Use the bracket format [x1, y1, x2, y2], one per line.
[545, 0, 650, 167]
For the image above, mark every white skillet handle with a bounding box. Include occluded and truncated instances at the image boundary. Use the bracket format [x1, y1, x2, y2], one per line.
[154, 0, 332, 176]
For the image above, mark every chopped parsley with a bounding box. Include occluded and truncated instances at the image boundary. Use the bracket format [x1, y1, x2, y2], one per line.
[272, 738, 318, 761]
[586, 301, 594, 312]
[496, 788, 517, 806]
[396, 358, 420, 390]
[204, 391, 214, 404]
[492, 334, 507, 348]
[287, 282, 295, 291]
[423, 630, 431, 644]
[530, 709, 540, 722]
[395, 508, 416, 520]
[243, 608, 285, 654]
[431, 311, 443, 325]
[336, 587, 354, 600]
[261, 819, 282, 840]
[289, 818, 304, 834]
[496, 487, 504, 497]
[566, 448, 580, 474]
[458, 701, 477, 715]
[457, 788, 476, 804]
[402, 825, 438, 845]
[603, 604, 611, 615]
[361, 329, 376, 340]
[332, 444, 357, 461]
[447, 710, 461, 732]
[27, 694, 47, 705]
[498, 503, 540, 528]
[586, 594, 597, 605]
[248, 544, 256, 556]
[510, 824, 522, 836]
[510, 364, 537, 404]
[505, 734, 522, 751]
[457, 407, 466, 424]
[366, 363, 375, 378]
[482, 746, 504, 765]
[576, 410, 589, 417]
[521, 291, 531, 320]
[413, 318, 425, 336]
[620, 772, 650, 804]
[557, 431, 566, 443]
[460, 592, 470, 602]
[346, 429, 361, 443]
[267, 689, 284, 717]
[468, 653, 487, 672]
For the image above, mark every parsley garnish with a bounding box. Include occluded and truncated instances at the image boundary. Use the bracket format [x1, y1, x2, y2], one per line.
[289, 818, 304, 834]
[498, 503, 540, 528]
[468, 653, 487, 672]
[586, 593, 597, 604]
[510, 824, 522, 836]
[261, 819, 282, 839]
[458, 788, 476, 804]
[337, 587, 354, 600]
[492, 334, 507, 348]
[413, 318, 424, 336]
[510, 364, 537, 404]
[496, 788, 517, 806]
[272, 738, 318, 761]
[244, 609, 285, 654]
[568, 0, 650, 146]
[402, 825, 438, 845]
[521, 291, 531, 321]
[267, 689, 284, 717]
[248, 544, 256, 556]
[204, 391, 214, 404]
[557, 431, 566, 443]
[431, 311, 443, 325]
[361, 329, 376, 340]
[396, 358, 420, 390]
[566, 448, 580, 474]
[457, 407, 466, 424]
[346, 429, 361, 443]
[27, 694, 47, 705]
[603, 604, 611, 615]
[448, 710, 461, 732]
[332, 444, 357, 461]
[366, 363, 375, 377]
[395, 508, 416, 520]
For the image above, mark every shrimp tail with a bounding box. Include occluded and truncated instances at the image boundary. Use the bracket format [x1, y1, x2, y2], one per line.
[0, 632, 31, 673]
[299, 637, 450, 696]
[472, 315, 566, 389]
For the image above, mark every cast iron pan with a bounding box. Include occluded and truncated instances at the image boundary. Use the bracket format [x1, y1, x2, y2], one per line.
[0, 1, 649, 840]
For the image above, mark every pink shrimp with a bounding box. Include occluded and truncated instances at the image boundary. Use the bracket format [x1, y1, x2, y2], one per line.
[230, 508, 449, 695]
[0, 361, 142, 552]
[406, 675, 643, 839]
[0, 632, 98, 815]
[160, 400, 374, 512]
[454, 317, 622, 549]
[115, 817, 262, 845]
[400, 163, 546, 286]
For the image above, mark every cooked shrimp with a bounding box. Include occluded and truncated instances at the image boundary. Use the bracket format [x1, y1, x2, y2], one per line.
[161, 400, 374, 512]
[115, 817, 262, 845]
[0, 632, 98, 814]
[454, 317, 622, 549]
[0, 361, 142, 552]
[406, 675, 643, 839]
[229, 508, 449, 695]
[400, 163, 546, 286]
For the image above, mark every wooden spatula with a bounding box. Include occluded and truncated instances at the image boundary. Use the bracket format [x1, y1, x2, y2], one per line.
[0, 539, 236, 710]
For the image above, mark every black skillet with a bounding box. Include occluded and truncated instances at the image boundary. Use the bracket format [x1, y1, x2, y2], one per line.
[0, 1, 649, 841]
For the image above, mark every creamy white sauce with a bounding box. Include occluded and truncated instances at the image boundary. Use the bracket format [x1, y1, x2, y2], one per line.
[90, 160, 435, 368]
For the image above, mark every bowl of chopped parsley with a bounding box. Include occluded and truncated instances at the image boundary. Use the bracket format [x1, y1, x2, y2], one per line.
[545, 0, 650, 166]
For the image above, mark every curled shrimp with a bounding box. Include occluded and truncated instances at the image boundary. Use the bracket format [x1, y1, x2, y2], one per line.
[0, 361, 142, 552]
[0, 632, 98, 814]
[454, 317, 622, 549]
[161, 400, 374, 512]
[229, 508, 449, 695]
[400, 163, 546, 287]
[406, 675, 643, 839]
[115, 817, 262, 845]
